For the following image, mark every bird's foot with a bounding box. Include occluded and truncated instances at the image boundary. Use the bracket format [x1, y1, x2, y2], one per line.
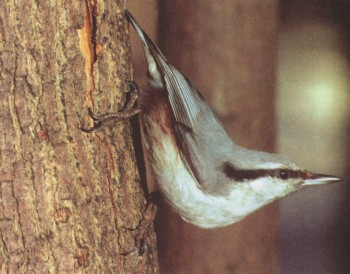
[80, 80, 141, 133]
[121, 192, 160, 256]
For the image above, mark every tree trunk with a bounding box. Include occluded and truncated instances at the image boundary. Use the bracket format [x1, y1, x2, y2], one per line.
[0, 1, 158, 273]
[156, 1, 279, 273]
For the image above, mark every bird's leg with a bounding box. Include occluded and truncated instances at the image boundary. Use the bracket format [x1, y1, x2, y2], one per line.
[80, 80, 141, 133]
[121, 192, 160, 256]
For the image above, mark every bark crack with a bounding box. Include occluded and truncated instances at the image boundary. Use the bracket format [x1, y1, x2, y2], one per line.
[77, 0, 101, 109]
[8, 53, 23, 158]
[10, 179, 30, 271]
[0, 230, 10, 272]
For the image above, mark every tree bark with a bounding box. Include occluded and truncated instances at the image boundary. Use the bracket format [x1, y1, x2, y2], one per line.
[156, 1, 279, 273]
[0, 1, 158, 273]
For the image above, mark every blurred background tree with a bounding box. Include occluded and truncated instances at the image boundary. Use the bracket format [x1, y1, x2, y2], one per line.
[129, 0, 350, 273]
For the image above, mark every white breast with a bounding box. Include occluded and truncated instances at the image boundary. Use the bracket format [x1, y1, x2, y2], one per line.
[142, 116, 296, 228]
[146, 131, 270, 228]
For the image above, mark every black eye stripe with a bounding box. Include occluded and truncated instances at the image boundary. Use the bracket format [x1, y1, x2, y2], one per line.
[222, 162, 302, 182]
[279, 170, 288, 179]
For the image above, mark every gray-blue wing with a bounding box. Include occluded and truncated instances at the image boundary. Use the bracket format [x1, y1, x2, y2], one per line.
[126, 10, 202, 130]
[127, 10, 236, 195]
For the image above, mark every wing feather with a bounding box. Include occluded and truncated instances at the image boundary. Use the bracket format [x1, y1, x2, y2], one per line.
[126, 10, 201, 130]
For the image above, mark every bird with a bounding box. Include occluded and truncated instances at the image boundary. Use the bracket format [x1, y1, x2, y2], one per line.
[85, 10, 343, 229]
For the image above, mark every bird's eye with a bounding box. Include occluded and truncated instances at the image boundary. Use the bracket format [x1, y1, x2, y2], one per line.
[279, 169, 289, 179]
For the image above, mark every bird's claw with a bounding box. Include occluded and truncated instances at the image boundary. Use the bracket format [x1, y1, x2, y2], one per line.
[120, 192, 160, 256]
[80, 80, 141, 133]
[124, 79, 139, 93]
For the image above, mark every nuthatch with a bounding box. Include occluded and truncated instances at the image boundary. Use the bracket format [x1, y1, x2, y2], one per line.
[83, 11, 343, 229]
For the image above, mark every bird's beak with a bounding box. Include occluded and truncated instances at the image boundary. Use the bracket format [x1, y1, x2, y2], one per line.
[302, 171, 343, 186]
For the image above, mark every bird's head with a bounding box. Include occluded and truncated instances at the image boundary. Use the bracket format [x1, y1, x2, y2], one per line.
[223, 150, 343, 208]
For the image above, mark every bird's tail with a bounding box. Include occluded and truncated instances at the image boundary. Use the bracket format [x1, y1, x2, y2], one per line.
[125, 10, 164, 86]
[125, 10, 201, 129]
